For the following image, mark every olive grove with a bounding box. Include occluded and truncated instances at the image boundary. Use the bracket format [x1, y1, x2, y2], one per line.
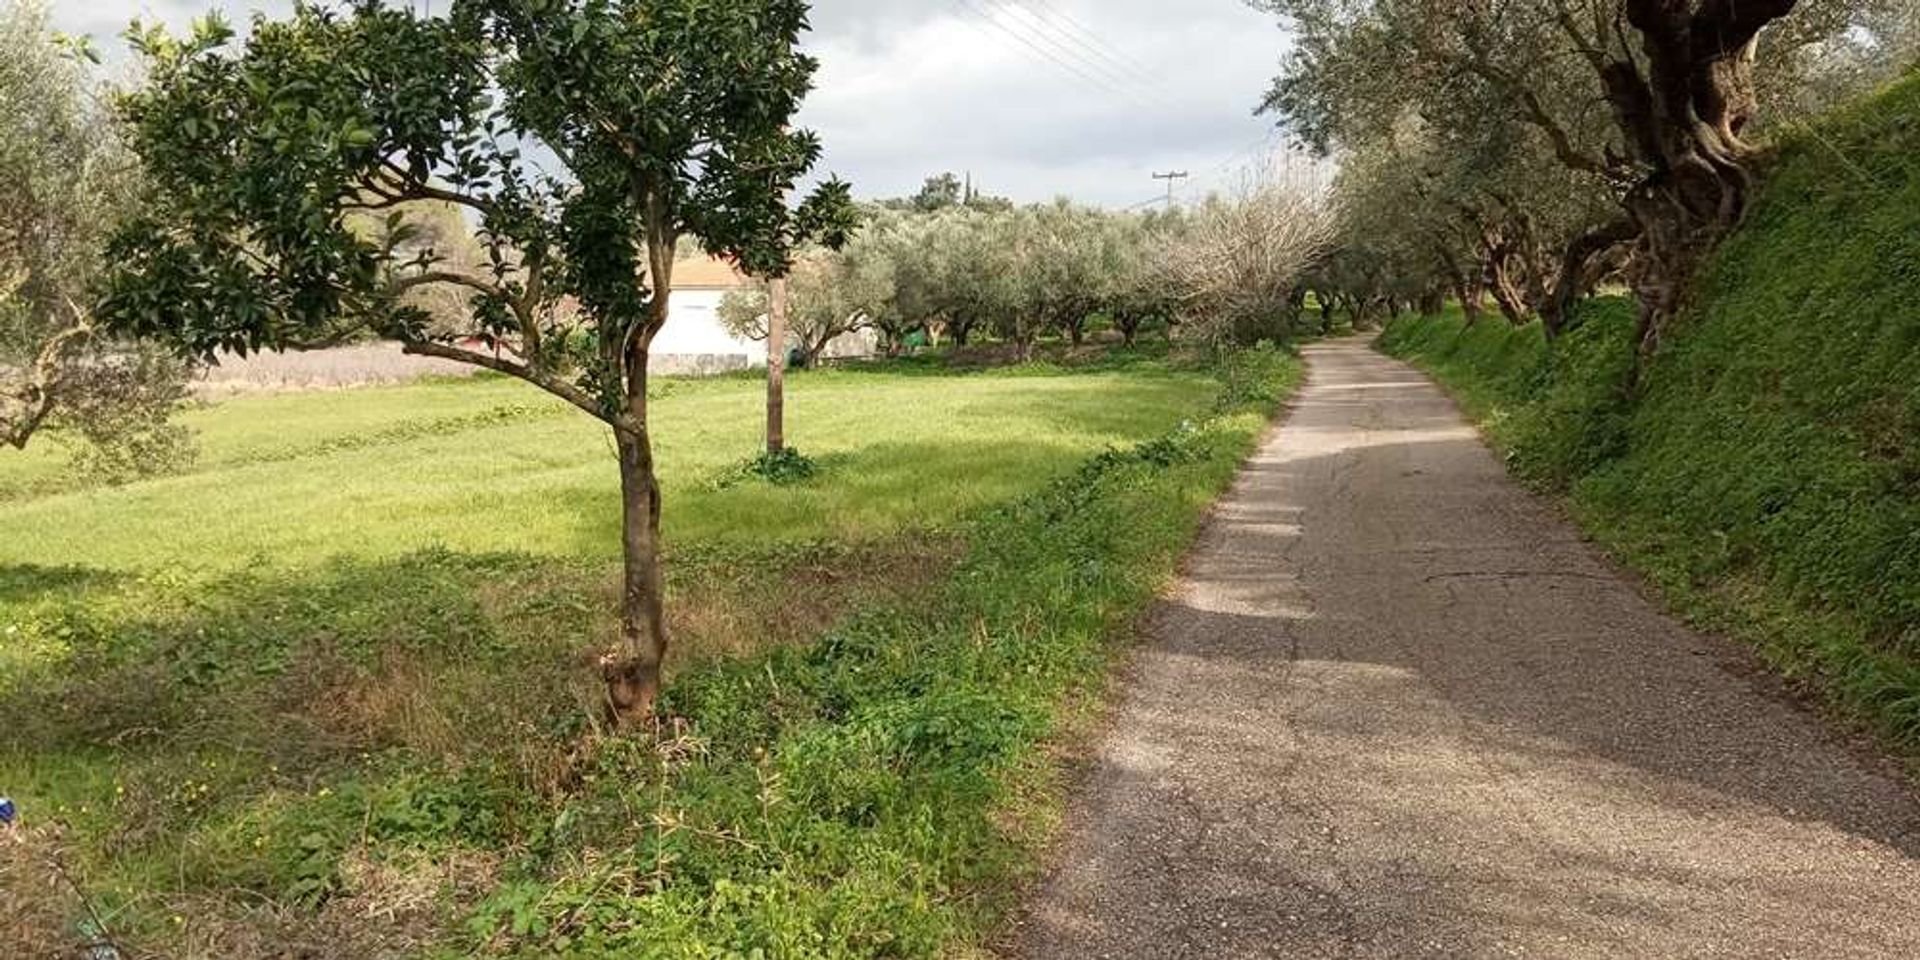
[1259, 0, 1920, 352]
[720, 183, 1337, 364]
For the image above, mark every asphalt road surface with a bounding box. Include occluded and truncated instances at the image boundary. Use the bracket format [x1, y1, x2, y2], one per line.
[1005, 339, 1920, 959]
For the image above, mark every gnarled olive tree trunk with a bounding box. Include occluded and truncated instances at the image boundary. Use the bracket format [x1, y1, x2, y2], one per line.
[1540, 217, 1640, 339]
[1601, 0, 1793, 360]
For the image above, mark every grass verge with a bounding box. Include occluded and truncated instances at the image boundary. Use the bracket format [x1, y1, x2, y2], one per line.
[1380, 296, 1916, 760]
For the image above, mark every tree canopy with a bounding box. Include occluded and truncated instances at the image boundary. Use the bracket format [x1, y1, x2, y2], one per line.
[1258, 0, 1919, 348]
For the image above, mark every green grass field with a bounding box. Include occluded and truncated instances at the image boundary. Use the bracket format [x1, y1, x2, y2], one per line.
[2, 362, 1212, 569]
[1, 349, 1299, 957]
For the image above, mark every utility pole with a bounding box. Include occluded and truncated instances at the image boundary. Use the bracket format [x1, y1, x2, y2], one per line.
[1152, 170, 1188, 209]
[766, 275, 788, 454]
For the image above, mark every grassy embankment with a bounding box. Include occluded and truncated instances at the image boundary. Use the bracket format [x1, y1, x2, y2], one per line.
[1378, 72, 1920, 756]
[1, 345, 1301, 957]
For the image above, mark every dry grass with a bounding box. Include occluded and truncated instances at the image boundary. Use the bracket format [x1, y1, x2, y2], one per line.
[1, 822, 105, 960]
[666, 537, 962, 667]
[154, 848, 500, 960]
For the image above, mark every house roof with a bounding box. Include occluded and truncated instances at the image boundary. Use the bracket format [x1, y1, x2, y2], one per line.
[673, 256, 749, 290]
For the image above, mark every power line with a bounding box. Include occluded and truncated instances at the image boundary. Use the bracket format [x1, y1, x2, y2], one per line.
[1178, 133, 1334, 205]
[1023, 1, 1159, 81]
[986, 2, 1140, 94]
[986, 2, 1176, 112]
[947, 0, 1132, 101]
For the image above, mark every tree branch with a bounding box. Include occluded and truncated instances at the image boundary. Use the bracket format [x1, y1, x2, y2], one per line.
[374, 161, 499, 217]
[1689, 0, 1799, 61]
[390, 270, 510, 300]
[1466, 59, 1614, 178]
[399, 339, 627, 433]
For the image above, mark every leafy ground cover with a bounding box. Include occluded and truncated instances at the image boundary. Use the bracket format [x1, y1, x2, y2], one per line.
[0, 346, 1301, 957]
[1375, 68, 1920, 763]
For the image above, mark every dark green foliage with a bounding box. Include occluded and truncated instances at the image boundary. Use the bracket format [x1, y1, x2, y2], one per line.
[1376, 69, 1920, 754]
[101, 0, 861, 722]
[105, 1, 853, 382]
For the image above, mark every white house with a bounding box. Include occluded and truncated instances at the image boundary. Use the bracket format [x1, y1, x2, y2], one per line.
[650, 256, 764, 375]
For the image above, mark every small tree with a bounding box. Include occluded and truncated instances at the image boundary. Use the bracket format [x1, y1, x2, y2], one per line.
[900, 207, 1011, 348]
[1019, 201, 1115, 349]
[1164, 182, 1337, 344]
[105, 1, 853, 726]
[1104, 209, 1184, 346]
[718, 246, 886, 366]
[846, 210, 922, 355]
[0, 0, 190, 472]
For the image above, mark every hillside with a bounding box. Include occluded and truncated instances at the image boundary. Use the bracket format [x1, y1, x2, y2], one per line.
[1379, 71, 1920, 753]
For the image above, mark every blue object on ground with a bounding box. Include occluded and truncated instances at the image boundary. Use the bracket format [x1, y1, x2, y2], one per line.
[0, 796, 14, 823]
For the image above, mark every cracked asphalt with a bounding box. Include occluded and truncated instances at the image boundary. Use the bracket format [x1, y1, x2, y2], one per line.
[1003, 339, 1920, 959]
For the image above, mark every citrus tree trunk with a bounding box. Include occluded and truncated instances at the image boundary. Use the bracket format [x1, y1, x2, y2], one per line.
[607, 423, 669, 728]
[604, 248, 673, 729]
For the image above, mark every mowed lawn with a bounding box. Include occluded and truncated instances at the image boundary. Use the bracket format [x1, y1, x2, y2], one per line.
[1, 362, 1216, 573]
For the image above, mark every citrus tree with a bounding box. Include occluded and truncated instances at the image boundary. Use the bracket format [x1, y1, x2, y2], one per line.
[104, 0, 854, 726]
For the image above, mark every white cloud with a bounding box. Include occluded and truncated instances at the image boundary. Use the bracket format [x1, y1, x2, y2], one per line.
[50, 0, 1298, 207]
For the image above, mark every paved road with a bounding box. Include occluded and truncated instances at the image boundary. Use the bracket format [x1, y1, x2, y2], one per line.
[1006, 339, 1920, 959]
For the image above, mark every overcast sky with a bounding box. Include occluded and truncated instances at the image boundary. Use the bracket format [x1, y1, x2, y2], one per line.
[52, 1, 1302, 207]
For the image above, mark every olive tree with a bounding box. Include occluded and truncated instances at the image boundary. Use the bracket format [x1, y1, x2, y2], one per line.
[1319, 113, 1622, 330]
[1017, 201, 1124, 349]
[0, 0, 190, 472]
[1102, 211, 1184, 346]
[719, 242, 891, 366]
[906, 207, 1016, 347]
[847, 210, 930, 354]
[104, 0, 853, 726]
